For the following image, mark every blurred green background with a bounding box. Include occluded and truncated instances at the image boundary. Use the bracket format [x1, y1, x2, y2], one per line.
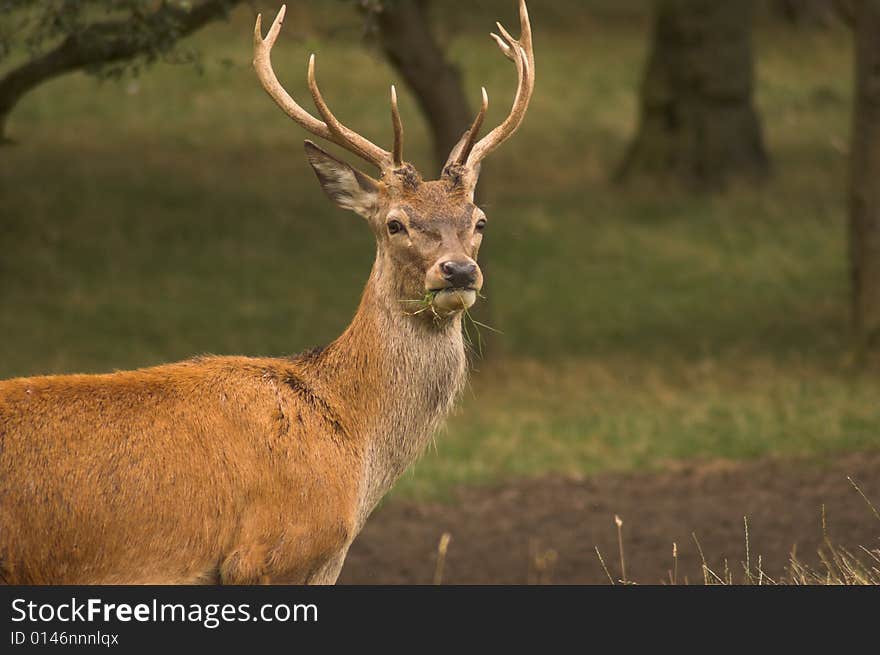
[1, 0, 877, 499]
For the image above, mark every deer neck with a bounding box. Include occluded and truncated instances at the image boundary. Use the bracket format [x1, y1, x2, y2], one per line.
[308, 259, 468, 520]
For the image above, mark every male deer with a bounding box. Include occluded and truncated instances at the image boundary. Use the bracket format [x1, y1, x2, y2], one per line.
[0, 1, 534, 584]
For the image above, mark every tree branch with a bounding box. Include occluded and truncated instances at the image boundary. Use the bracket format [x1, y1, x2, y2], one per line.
[0, 0, 242, 141]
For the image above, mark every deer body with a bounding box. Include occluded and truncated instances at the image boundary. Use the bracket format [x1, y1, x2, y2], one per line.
[0, 271, 465, 584]
[0, 1, 533, 584]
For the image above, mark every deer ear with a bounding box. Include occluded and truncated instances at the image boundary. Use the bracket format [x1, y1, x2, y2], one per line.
[304, 140, 380, 218]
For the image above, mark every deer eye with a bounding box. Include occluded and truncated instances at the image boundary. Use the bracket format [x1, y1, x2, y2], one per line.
[387, 219, 405, 235]
[475, 218, 487, 232]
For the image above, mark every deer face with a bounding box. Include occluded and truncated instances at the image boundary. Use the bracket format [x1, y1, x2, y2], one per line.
[255, 0, 532, 317]
[305, 142, 485, 315]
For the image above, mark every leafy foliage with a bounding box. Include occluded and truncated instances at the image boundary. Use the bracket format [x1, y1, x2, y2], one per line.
[0, 1, 237, 79]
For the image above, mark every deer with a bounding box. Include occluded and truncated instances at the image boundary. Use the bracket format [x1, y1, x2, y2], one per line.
[0, 1, 534, 585]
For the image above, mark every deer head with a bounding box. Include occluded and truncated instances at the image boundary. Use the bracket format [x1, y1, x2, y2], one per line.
[253, 1, 534, 317]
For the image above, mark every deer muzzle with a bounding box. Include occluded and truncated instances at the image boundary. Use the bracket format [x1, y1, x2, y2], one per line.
[427, 257, 482, 313]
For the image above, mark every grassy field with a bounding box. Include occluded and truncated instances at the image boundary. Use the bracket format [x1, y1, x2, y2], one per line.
[1, 2, 877, 500]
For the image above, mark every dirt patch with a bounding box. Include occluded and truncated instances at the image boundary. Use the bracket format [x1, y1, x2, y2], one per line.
[339, 452, 880, 584]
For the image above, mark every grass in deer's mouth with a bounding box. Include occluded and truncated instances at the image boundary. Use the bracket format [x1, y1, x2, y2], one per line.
[398, 291, 498, 356]
[461, 302, 501, 360]
[399, 291, 441, 317]
[399, 288, 479, 316]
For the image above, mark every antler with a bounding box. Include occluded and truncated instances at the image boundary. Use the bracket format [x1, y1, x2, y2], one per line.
[456, 0, 535, 169]
[390, 85, 404, 168]
[253, 4, 401, 172]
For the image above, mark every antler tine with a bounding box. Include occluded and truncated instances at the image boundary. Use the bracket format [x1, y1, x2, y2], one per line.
[466, 0, 535, 168]
[454, 87, 489, 167]
[490, 32, 515, 61]
[253, 5, 393, 171]
[391, 85, 404, 167]
[307, 54, 392, 169]
[253, 6, 332, 141]
[518, 0, 533, 51]
[493, 22, 518, 59]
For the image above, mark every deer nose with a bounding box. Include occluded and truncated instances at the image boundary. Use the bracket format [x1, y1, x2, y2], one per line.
[440, 260, 478, 288]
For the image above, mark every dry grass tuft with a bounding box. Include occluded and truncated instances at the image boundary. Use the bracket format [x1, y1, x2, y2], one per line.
[433, 532, 453, 585]
[594, 482, 880, 585]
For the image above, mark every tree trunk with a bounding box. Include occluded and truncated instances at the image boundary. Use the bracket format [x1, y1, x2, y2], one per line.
[849, 0, 880, 354]
[0, 0, 241, 142]
[617, 0, 770, 189]
[771, 0, 837, 25]
[372, 0, 473, 173]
